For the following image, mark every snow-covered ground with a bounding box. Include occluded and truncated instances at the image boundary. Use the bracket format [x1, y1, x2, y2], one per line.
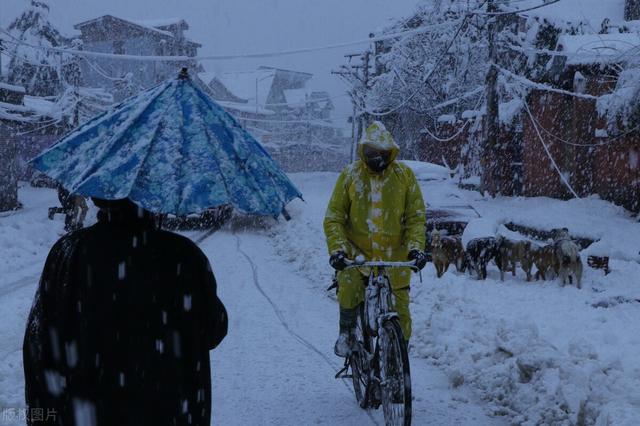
[265, 168, 640, 425]
[2, 167, 640, 425]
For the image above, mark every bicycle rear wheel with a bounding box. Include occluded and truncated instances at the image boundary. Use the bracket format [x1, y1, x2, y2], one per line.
[379, 319, 411, 426]
[349, 304, 369, 408]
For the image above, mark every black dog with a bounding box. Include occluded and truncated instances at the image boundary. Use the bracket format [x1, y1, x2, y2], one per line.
[465, 237, 501, 280]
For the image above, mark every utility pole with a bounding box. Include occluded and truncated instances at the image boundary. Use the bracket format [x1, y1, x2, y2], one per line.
[332, 51, 371, 163]
[361, 50, 371, 131]
[482, 0, 501, 196]
[0, 39, 3, 80]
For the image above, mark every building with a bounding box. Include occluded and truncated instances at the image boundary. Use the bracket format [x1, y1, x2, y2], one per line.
[397, 1, 640, 212]
[73, 15, 201, 101]
[198, 67, 346, 172]
[199, 66, 339, 141]
[522, 31, 640, 211]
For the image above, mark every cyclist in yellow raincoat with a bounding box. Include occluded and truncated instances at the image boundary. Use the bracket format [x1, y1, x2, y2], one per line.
[323, 121, 427, 357]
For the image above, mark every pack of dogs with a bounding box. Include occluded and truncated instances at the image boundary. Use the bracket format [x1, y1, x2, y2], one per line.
[428, 227, 583, 288]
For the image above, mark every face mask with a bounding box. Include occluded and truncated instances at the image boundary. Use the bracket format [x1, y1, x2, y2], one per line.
[363, 146, 391, 172]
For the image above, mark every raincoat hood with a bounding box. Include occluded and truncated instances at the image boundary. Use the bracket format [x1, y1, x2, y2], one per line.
[357, 121, 400, 166]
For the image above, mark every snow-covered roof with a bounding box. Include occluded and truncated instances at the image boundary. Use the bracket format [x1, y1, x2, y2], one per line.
[0, 96, 56, 123]
[515, 0, 625, 27]
[133, 18, 188, 29]
[0, 82, 26, 94]
[197, 72, 217, 86]
[23, 96, 56, 116]
[74, 15, 201, 47]
[216, 100, 275, 115]
[283, 89, 308, 106]
[75, 15, 170, 36]
[557, 33, 640, 64]
[217, 70, 276, 104]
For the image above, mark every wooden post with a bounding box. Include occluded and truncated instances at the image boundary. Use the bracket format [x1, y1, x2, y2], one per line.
[482, 0, 501, 196]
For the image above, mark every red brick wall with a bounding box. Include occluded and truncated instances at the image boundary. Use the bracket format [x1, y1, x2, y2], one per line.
[524, 88, 640, 212]
[522, 91, 573, 198]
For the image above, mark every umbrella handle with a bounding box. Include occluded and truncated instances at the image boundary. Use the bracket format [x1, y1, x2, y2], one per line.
[281, 208, 292, 221]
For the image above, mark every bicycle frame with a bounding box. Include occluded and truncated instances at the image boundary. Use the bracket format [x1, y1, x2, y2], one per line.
[335, 259, 417, 424]
[344, 259, 417, 338]
[342, 261, 416, 356]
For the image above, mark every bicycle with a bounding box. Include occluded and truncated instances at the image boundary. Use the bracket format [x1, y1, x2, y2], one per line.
[334, 259, 418, 426]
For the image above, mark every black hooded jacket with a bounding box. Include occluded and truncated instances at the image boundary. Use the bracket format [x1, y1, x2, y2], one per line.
[23, 201, 228, 426]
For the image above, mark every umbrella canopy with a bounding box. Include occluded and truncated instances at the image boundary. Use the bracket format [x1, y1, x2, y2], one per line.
[30, 70, 302, 217]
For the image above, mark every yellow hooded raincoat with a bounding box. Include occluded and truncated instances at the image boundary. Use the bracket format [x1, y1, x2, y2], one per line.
[323, 122, 426, 339]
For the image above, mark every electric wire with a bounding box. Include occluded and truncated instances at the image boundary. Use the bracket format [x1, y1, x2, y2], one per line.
[522, 97, 580, 198]
[358, 14, 474, 117]
[0, 18, 468, 63]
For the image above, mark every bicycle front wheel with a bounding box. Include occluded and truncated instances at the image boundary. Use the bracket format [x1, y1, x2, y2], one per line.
[350, 304, 369, 408]
[379, 319, 411, 426]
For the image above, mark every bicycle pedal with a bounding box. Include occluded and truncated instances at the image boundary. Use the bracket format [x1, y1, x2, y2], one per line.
[335, 364, 349, 379]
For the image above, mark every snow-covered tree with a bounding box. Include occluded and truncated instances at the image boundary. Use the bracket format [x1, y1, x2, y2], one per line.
[368, 1, 488, 119]
[6, 0, 66, 97]
[598, 57, 640, 130]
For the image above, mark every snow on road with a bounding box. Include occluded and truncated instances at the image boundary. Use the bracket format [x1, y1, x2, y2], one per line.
[2, 167, 640, 425]
[271, 171, 640, 425]
[0, 182, 501, 425]
[204, 229, 502, 425]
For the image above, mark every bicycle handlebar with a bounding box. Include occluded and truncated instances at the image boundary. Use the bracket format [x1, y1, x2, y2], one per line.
[344, 259, 419, 272]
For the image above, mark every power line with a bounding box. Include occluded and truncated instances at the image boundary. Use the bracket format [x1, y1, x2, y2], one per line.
[475, 0, 562, 16]
[0, 18, 467, 63]
[234, 115, 352, 124]
[419, 92, 486, 142]
[522, 98, 580, 198]
[522, 99, 640, 147]
[421, 118, 473, 142]
[3, 39, 348, 109]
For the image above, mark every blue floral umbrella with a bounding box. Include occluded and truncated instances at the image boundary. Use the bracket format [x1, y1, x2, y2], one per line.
[31, 69, 302, 218]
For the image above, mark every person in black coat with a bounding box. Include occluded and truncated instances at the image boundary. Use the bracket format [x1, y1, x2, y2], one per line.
[23, 198, 228, 426]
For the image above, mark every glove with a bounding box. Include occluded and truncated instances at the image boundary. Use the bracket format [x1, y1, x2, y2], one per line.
[408, 249, 428, 271]
[329, 251, 349, 271]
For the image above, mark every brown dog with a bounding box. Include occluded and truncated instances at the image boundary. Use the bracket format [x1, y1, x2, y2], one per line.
[431, 230, 466, 278]
[532, 244, 557, 281]
[496, 237, 534, 281]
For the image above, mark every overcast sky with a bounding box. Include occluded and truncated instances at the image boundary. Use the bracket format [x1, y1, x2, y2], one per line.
[1, 0, 422, 126]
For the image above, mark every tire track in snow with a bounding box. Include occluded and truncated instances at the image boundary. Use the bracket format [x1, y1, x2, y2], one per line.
[0, 274, 39, 299]
[232, 233, 381, 426]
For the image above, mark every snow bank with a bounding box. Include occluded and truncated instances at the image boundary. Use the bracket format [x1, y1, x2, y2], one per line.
[473, 195, 640, 263]
[411, 264, 640, 425]
[267, 173, 337, 295]
[270, 169, 640, 426]
[400, 160, 452, 181]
